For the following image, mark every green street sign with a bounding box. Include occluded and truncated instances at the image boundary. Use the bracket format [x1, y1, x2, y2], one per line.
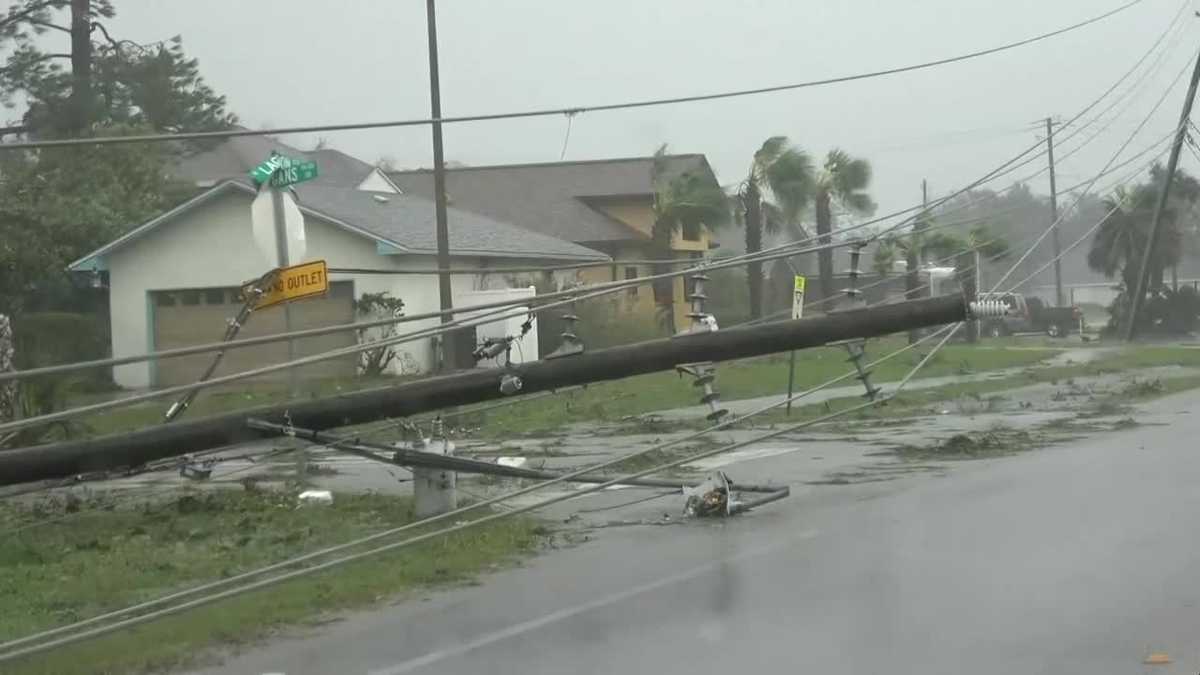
[269, 160, 319, 187]
[248, 153, 319, 187]
[249, 155, 283, 185]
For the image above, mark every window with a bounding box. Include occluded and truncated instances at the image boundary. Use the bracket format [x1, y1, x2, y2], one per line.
[204, 289, 226, 305]
[681, 221, 702, 241]
[180, 291, 201, 306]
[625, 267, 638, 297]
[155, 293, 176, 307]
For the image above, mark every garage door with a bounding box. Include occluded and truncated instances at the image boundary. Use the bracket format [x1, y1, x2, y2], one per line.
[151, 282, 357, 388]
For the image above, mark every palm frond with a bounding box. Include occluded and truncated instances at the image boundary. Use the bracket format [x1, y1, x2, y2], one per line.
[764, 147, 814, 223]
[752, 136, 791, 184]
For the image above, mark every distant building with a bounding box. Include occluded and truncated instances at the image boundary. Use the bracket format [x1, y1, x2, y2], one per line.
[70, 136, 607, 389]
[389, 154, 723, 331]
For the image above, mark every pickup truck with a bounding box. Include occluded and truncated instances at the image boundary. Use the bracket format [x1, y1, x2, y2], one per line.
[978, 292, 1082, 338]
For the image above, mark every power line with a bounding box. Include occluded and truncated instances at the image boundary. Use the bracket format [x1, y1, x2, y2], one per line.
[0, 10, 1179, 425]
[2, 41, 1177, 390]
[0, 323, 960, 660]
[0, 123, 1172, 435]
[989, 52, 1195, 294]
[1002, 136, 1177, 294]
[0, 0, 1146, 153]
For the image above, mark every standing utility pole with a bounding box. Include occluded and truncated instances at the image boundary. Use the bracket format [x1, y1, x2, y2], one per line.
[426, 0, 456, 368]
[1045, 117, 1065, 307]
[1125, 47, 1200, 341]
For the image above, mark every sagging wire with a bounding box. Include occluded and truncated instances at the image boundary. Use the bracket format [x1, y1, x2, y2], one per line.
[0, 324, 961, 660]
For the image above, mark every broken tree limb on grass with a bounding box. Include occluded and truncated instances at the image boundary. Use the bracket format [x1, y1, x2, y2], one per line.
[0, 294, 966, 486]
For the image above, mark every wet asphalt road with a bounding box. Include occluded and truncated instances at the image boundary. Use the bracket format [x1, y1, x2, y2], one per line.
[192, 389, 1200, 675]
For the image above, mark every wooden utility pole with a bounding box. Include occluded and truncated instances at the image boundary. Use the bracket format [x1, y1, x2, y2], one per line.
[0, 295, 968, 486]
[68, 0, 93, 134]
[426, 0, 456, 368]
[1125, 46, 1200, 340]
[1045, 117, 1065, 307]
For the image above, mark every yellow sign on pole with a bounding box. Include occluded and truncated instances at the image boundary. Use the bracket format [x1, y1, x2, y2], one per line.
[792, 275, 806, 319]
[244, 260, 329, 310]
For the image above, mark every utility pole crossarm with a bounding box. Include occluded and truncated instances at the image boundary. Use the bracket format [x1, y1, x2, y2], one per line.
[0, 295, 969, 486]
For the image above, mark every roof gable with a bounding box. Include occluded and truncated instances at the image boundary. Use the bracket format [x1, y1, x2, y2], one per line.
[387, 154, 717, 244]
[170, 130, 379, 190]
[69, 180, 609, 271]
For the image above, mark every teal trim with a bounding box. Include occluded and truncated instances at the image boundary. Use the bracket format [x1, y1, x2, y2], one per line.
[376, 241, 405, 255]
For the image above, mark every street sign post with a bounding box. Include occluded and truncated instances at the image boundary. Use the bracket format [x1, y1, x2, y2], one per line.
[248, 153, 319, 475]
[243, 260, 329, 310]
[791, 275, 807, 320]
[251, 188, 306, 266]
[787, 275, 807, 415]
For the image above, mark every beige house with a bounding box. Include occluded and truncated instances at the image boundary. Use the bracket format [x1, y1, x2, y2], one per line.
[389, 154, 721, 331]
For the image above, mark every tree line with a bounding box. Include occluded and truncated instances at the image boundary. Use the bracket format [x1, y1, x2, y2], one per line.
[0, 0, 235, 316]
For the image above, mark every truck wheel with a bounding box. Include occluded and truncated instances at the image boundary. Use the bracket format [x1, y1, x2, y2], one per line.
[1046, 323, 1062, 338]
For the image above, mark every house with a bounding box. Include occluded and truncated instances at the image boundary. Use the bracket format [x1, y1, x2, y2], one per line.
[168, 128, 402, 193]
[388, 154, 723, 331]
[70, 137, 608, 389]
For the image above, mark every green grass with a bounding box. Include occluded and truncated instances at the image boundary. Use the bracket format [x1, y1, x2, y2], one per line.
[61, 374, 404, 439]
[459, 338, 1059, 437]
[0, 489, 543, 675]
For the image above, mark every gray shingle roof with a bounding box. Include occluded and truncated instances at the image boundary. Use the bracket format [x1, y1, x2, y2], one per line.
[170, 129, 376, 189]
[387, 154, 716, 244]
[292, 183, 608, 261]
[69, 180, 609, 271]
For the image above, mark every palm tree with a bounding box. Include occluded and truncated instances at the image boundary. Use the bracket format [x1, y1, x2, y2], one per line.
[814, 149, 876, 303]
[650, 144, 731, 332]
[736, 136, 814, 319]
[1087, 184, 1182, 306]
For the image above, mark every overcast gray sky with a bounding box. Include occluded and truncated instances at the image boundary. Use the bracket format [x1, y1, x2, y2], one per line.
[104, 0, 1197, 220]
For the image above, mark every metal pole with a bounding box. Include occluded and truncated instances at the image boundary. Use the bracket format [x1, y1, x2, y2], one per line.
[270, 186, 304, 477]
[1126, 47, 1200, 341]
[0, 295, 968, 485]
[426, 0, 455, 370]
[785, 349, 797, 416]
[1045, 117, 1065, 307]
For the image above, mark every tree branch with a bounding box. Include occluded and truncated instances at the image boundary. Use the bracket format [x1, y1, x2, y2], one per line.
[89, 20, 156, 55]
[0, 51, 71, 76]
[27, 18, 69, 33]
[0, 0, 62, 31]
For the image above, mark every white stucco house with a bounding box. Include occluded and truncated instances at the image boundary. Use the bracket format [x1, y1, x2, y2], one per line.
[68, 136, 608, 389]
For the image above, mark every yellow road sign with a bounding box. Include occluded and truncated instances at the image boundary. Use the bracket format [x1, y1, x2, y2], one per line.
[244, 260, 329, 310]
[792, 275, 806, 319]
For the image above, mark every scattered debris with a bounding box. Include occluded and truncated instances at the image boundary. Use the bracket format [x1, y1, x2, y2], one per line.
[298, 490, 334, 506]
[683, 471, 737, 517]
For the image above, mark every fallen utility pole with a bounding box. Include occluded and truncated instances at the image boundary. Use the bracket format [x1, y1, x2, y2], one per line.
[247, 419, 789, 511]
[0, 294, 967, 486]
